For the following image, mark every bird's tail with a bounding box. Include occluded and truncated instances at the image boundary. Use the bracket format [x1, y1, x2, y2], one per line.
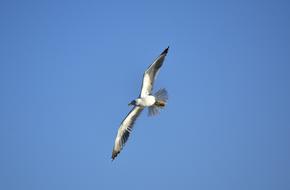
[148, 88, 168, 116]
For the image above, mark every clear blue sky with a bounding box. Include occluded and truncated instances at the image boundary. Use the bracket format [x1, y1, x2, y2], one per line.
[1, 0, 290, 189]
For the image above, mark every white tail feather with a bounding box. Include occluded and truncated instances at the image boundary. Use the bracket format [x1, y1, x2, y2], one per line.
[155, 88, 168, 102]
[148, 88, 168, 116]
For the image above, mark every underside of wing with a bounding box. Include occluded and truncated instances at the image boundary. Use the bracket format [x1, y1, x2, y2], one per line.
[112, 106, 144, 160]
[140, 47, 169, 97]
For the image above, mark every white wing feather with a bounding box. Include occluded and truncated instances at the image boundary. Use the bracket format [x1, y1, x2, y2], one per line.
[140, 47, 169, 97]
[112, 106, 144, 160]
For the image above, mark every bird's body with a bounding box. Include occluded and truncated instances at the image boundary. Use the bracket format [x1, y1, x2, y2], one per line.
[135, 95, 156, 107]
[111, 47, 169, 160]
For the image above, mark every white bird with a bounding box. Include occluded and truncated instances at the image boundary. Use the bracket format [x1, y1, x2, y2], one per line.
[111, 47, 169, 160]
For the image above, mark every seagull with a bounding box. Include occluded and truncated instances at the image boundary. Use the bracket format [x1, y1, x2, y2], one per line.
[111, 47, 169, 160]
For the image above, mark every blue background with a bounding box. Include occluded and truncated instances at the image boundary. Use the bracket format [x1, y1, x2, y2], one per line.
[1, 0, 290, 189]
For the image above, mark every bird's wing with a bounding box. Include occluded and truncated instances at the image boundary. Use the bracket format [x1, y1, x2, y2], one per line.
[140, 47, 169, 97]
[112, 106, 144, 160]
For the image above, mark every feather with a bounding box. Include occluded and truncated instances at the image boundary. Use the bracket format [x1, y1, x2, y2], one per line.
[140, 47, 169, 97]
[112, 106, 144, 160]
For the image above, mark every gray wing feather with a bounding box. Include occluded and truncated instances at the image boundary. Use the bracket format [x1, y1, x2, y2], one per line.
[112, 106, 144, 160]
[140, 47, 169, 97]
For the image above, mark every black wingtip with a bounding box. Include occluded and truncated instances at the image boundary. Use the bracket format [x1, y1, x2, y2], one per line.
[111, 150, 119, 161]
[160, 46, 169, 55]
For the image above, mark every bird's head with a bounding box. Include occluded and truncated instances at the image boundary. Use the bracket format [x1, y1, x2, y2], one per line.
[128, 100, 136, 106]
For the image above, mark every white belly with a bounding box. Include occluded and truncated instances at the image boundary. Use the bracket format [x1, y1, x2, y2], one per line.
[138, 95, 156, 107]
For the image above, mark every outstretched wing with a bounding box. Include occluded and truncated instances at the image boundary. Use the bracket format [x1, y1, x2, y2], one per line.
[140, 47, 169, 97]
[112, 106, 144, 160]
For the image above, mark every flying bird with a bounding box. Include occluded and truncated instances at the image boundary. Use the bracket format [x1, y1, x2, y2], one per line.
[111, 47, 169, 160]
